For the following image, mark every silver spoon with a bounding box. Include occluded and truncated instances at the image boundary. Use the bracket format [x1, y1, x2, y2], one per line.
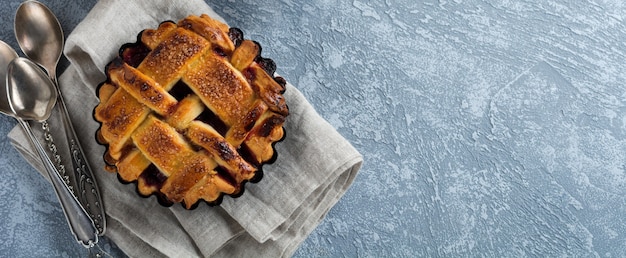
[0, 41, 98, 247]
[15, 0, 106, 235]
[0, 41, 17, 117]
[7, 59, 57, 121]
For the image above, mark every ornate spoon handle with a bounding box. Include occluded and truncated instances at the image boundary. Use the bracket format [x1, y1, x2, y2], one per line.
[42, 121, 72, 191]
[55, 93, 106, 235]
[19, 118, 98, 247]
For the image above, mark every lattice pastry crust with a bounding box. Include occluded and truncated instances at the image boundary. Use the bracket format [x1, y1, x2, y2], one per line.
[94, 14, 288, 209]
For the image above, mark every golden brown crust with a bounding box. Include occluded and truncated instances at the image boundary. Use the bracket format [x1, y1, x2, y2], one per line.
[109, 62, 178, 116]
[138, 27, 209, 90]
[231, 40, 259, 71]
[177, 15, 234, 54]
[182, 52, 256, 126]
[186, 121, 256, 184]
[95, 14, 288, 209]
[95, 85, 149, 159]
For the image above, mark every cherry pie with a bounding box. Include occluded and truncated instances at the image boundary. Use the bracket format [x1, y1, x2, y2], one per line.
[94, 14, 288, 209]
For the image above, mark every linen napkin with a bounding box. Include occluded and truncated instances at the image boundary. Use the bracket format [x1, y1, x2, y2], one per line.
[7, 0, 363, 257]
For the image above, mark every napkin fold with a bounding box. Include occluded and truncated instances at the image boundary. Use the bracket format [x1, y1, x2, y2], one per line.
[7, 0, 362, 257]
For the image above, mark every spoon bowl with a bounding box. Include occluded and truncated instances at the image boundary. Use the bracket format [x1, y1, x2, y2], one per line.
[0, 41, 19, 116]
[6, 57, 57, 121]
[14, 0, 64, 81]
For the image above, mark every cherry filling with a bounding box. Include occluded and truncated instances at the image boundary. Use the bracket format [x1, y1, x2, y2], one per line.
[140, 164, 168, 189]
[196, 108, 228, 136]
[215, 166, 236, 188]
[228, 28, 244, 47]
[256, 57, 276, 76]
[120, 42, 150, 68]
[237, 144, 259, 167]
[169, 80, 194, 101]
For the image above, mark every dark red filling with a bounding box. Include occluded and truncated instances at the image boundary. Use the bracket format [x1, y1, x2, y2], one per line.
[140, 164, 168, 189]
[120, 42, 150, 68]
[228, 28, 244, 47]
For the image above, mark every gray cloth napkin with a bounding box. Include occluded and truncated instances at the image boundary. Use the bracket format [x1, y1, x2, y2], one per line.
[7, 0, 363, 257]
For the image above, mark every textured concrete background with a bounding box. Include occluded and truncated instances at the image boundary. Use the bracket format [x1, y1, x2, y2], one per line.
[2, 0, 626, 257]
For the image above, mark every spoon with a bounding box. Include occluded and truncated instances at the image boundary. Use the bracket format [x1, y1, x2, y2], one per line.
[15, 0, 106, 235]
[0, 41, 17, 117]
[0, 41, 98, 247]
[7, 58, 57, 121]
